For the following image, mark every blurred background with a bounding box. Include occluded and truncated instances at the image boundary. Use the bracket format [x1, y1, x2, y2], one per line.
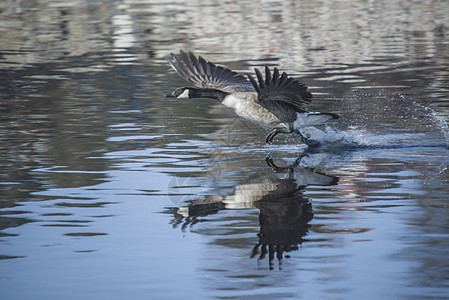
[1, 1, 449, 299]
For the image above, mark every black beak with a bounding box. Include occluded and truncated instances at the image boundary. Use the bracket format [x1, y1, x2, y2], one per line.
[164, 92, 175, 98]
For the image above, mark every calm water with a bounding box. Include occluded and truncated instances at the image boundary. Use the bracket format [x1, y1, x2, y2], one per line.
[1, 0, 449, 299]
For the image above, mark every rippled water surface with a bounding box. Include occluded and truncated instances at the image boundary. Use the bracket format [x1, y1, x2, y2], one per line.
[1, 1, 449, 299]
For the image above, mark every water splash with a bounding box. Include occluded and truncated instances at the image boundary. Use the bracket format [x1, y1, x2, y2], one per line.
[302, 125, 448, 151]
[307, 92, 449, 150]
[423, 105, 449, 148]
[301, 126, 369, 148]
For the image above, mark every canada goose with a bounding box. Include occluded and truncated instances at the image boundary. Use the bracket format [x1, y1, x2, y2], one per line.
[165, 50, 339, 145]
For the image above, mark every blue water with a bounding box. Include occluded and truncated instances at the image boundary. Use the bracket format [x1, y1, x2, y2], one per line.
[1, 0, 449, 299]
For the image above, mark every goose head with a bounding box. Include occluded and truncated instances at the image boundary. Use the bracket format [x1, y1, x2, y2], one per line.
[164, 87, 197, 99]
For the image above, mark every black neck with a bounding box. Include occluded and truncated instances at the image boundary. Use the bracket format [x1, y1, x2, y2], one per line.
[190, 88, 229, 102]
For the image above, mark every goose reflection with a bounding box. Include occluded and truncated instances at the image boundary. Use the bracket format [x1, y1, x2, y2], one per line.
[169, 157, 338, 269]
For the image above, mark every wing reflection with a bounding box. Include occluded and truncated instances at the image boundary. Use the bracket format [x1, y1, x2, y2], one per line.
[168, 157, 339, 269]
[251, 190, 313, 270]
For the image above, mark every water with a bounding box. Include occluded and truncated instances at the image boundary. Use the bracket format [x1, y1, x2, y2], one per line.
[1, 0, 449, 299]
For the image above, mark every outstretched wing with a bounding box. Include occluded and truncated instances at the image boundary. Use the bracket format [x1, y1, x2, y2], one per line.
[167, 50, 254, 92]
[247, 66, 313, 111]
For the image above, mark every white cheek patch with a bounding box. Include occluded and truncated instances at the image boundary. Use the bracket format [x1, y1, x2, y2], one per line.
[177, 89, 190, 99]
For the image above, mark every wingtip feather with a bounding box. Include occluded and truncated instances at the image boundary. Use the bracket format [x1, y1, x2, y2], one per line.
[247, 74, 260, 93]
[254, 68, 264, 89]
[264, 66, 271, 86]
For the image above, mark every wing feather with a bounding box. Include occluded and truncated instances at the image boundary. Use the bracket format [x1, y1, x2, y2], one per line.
[167, 50, 254, 92]
[247, 66, 313, 111]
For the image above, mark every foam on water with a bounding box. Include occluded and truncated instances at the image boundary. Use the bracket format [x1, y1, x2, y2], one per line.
[302, 125, 448, 151]
[302, 126, 369, 148]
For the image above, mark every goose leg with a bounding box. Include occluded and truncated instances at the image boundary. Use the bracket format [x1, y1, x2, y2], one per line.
[265, 128, 293, 144]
